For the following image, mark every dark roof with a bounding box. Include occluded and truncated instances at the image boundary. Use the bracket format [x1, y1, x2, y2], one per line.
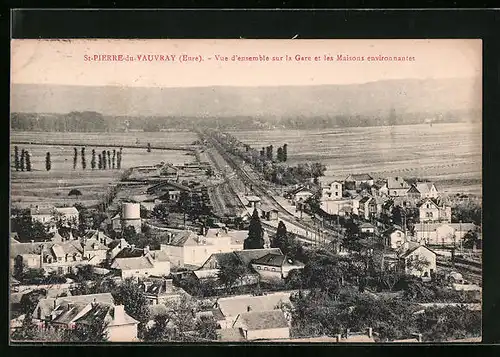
[114, 247, 145, 259]
[417, 198, 441, 208]
[384, 226, 404, 235]
[168, 231, 199, 247]
[147, 181, 191, 194]
[359, 196, 372, 204]
[234, 249, 283, 266]
[400, 245, 437, 258]
[251, 253, 286, 267]
[237, 310, 289, 331]
[346, 173, 373, 181]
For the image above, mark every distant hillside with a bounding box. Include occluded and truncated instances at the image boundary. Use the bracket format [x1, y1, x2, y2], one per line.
[11, 78, 480, 118]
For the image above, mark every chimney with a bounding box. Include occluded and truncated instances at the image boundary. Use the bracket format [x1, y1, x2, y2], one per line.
[31, 240, 34, 244]
[113, 305, 125, 323]
[144, 245, 150, 255]
[91, 298, 97, 308]
[247, 305, 252, 312]
[120, 238, 126, 249]
[367, 327, 373, 338]
[204, 226, 209, 236]
[416, 333, 422, 342]
[336, 334, 342, 342]
[346, 328, 350, 338]
[131, 244, 136, 249]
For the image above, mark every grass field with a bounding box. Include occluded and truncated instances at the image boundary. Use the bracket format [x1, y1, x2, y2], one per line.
[10, 132, 197, 208]
[228, 122, 482, 195]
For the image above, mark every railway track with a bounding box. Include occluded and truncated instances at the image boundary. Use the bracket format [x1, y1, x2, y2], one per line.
[200, 131, 343, 244]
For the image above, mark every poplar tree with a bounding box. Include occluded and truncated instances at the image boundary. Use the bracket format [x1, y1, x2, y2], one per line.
[45, 152, 52, 171]
[244, 208, 265, 249]
[14, 146, 19, 171]
[20, 149, 25, 171]
[91, 149, 96, 170]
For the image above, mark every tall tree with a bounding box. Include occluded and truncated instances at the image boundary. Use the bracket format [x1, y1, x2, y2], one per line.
[117, 148, 122, 169]
[112, 149, 116, 169]
[91, 149, 96, 170]
[107, 151, 111, 168]
[98, 154, 103, 170]
[113, 277, 150, 336]
[271, 220, 292, 254]
[283, 144, 288, 162]
[25, 151, 31, 171]
[178, 191, 191, 228]
[45, 152, 51, 171]
[81, 147, 86, 169]
[147, 143, 151, 153]
[277, 147, 283, 162]
[14, 145, 20, 171]
[73, 147, 78, 169]
[101, 150, 107, 169]
[244, 208, 265, 249]
[20, 149, 25, 171]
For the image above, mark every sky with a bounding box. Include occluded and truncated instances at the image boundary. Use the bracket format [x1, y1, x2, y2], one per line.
[11, 39, 482, 88]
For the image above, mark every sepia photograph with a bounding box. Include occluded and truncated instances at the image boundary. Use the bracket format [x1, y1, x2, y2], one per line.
[9, 39, 482, 343]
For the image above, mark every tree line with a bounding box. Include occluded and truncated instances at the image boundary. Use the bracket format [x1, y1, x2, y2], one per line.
[213, 131, 326, 185]
[13, 146, 32, 172]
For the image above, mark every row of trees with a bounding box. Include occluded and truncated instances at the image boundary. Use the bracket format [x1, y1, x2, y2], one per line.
[214, 131, 326, 185]
[72, 147, 123, 170]
[13, 146, 32, 172]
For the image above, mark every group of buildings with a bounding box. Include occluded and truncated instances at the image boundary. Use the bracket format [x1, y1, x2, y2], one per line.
[286, 174, 479, 248]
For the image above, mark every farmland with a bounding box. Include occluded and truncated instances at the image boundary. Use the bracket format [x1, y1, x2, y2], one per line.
[10, 131, 197, 208]
[228, 122, 482, 195]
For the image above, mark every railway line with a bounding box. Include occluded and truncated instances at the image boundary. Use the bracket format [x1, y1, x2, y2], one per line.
[199, 130, 343, 245]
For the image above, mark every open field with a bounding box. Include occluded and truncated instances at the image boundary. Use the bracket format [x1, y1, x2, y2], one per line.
[228, 123, 482, 195]
[11, 130, 198, 148]
[10, 133, 197, 208]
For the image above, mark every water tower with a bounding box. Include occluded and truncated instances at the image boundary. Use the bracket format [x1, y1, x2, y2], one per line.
[121, 202, 142, 233]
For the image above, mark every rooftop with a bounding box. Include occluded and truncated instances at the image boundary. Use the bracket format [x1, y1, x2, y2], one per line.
[235, 310, 289, 331]
[217, 292, 291, 318]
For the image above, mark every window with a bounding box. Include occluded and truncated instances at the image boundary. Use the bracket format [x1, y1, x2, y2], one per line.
[57, 267, 63, 275]
[271, 268, 276, 272]
[426, 204, 430, 208]
[397, 232, 401, 237]
[256, 266, 261, 270]
[264, 267, 268, 271]
[335, 192, 338, 196]
[394, 191, 397, 195]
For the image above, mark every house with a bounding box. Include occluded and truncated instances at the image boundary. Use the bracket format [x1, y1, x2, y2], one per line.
[321, 181, 343, 201]
[81, 230, 111, 265]
[320, 199, 352, 216]
[290, 187, 314, 205]
[32, 293, 139, 342]
[368, 196, 385, 219]
[407, 182, 439, 200]
[359, 223, 376, 234]
[414, 222, 478, 246]
[250, 254, 305, 282]
[358, 196, 374, 220]
[196, 249, 284, 288]
[162, 228, 245, 268]
[384, 226, 406, 249]
[10, 241, 86, 275]
[398, 244, 437, 278]
[139, 278, 188, 305]
[213, 291, 293, 329]
[418, 198, 451, 223]
[260, 206, 279, 221]
[110, 246, 171, 279]
[30, 206, 55, 224]
[345, 174, 374, 189]
[232, 310, 290, 341]
[54, 207, 80, 226]
[380, 177, 410, 197]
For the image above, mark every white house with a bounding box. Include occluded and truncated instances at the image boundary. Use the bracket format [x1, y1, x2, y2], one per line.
[407, 182, 439, 200]
[344, 173, 374, 189]
[321, 181, 343, 201]
[418, 198, 452, 223]
[290, 187, 314, 205]
[110, 246, 171, 279]
[384, 226, 406, 249]
[414, 222, 477, 246]
[162, 229, 245, 267]
[399, 244, 437, 278]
